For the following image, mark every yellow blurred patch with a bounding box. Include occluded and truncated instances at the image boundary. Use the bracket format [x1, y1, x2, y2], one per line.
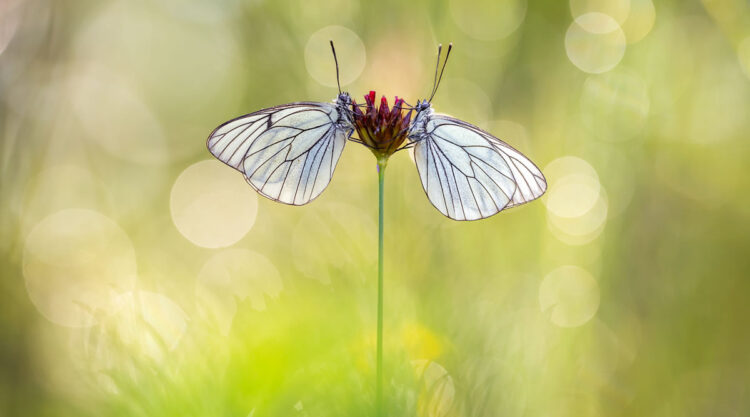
[348, 321, 443, 375]
[401, 322, 443, 361]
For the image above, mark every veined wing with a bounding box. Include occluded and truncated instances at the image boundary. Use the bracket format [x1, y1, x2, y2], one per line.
[207, 102, 352, 205]
[412, 115, 546, 220]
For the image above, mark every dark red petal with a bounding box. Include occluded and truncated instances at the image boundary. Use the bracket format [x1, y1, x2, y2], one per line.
[377, 96, 388, 122]
[402, 109, 413, 130]
[390, 98, 403, 118]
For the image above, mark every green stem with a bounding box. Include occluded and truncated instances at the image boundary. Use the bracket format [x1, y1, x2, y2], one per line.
[376, 158, 387, 417]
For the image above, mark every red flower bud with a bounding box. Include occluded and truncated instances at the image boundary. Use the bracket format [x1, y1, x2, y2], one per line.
[351, 91, 411, 159]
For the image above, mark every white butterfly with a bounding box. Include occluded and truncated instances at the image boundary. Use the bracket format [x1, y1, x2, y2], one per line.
[407, 103, 546, 220]
[404, 43, 546, 221]
[207, 97, 354, 205]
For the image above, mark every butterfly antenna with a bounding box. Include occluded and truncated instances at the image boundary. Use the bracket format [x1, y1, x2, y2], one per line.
[429, 44, 443, 100]
[429, 42, 452, 102]
[330, 40, 342, 94]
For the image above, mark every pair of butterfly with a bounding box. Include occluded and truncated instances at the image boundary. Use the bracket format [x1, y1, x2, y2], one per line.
[207, 42, 546, 221]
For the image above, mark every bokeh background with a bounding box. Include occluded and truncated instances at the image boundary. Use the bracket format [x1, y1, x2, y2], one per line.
[2, 0, 749, 416]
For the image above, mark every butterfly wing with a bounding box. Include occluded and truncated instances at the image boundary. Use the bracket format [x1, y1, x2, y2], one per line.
[412, 114, 546, 220]
[207, 102, 352, 205]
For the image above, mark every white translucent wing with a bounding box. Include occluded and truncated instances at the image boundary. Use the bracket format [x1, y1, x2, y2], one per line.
[207, 102, 352, 205]
[413, 115, 546, 220]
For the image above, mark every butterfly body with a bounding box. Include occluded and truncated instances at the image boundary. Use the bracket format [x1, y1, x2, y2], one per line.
[405, 99, 433, 143]
[333, 92, 355, 129]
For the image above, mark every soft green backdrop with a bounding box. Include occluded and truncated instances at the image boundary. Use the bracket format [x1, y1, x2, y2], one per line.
[1, 0, 749, 416]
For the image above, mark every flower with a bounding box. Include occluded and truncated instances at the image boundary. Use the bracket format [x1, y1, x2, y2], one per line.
[352, 91, 412, 161]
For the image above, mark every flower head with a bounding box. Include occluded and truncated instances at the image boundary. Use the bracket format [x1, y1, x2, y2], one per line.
[352, 91, 412, 160]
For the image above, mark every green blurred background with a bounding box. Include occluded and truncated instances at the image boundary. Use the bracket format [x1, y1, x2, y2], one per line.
[2, 0, 749, 415]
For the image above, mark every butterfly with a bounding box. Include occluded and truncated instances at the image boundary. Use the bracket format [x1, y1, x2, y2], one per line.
[207, 42, 546, 220]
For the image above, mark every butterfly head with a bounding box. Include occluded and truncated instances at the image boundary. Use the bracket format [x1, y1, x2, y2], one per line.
[415, 99, 432, 112]
[336, 92, 353, 106]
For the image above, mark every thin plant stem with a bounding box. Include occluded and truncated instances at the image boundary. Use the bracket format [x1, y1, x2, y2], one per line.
[376, 158, 387, 417]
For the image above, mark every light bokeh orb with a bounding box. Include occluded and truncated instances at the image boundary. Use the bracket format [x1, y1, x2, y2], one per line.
[543, 156, 601, 218]
[23, 209, 137, 327]
[539, 265, 600, 327]
[170, 160, 258, 248]
[305, 26, 366, 87]
[580, 70, 650, 142]
[621, 0, 655, 43]
[197, 249, 282, 336]
[68, 63, 168, 165]
[547, 188, 609, 245]
[449, 0, 527, 40]
[565, 13, 626, 74]
[543, 156, 599, 187]
[543, 156, 608, 244]
[545, 174, 601, 218]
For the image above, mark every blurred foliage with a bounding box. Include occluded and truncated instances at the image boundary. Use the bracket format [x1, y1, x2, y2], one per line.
[1, 0, 750, 416]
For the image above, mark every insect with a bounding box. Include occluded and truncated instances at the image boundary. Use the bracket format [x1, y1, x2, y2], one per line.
[207, 42, 546, 220]
[407, 44, 547, 220]
[206, 42, 355, 206]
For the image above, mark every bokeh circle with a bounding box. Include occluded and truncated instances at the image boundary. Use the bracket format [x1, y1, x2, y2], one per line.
[565, 13, 626, 74]
[170, 160, 258, 248]
[305, 26, 366, 87]
[23, 209, 137, 327]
